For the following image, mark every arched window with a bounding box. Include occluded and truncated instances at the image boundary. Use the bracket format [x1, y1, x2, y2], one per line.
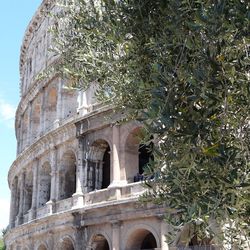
[37, 244, 47, 250]
[87, 140, 111, 191]
[125, 229, 158, 250]
[59, 238, 74, 250]
[90, 234, 110, 250]
[38, 162, 51, 207]
[124, 127, 154, 182]
[23, 170, 33, 214]
[59, 150, 76, 200]
[138, 143, 154, 175]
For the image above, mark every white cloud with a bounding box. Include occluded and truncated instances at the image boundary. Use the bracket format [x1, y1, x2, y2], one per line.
[0, 198, 9, 230]
[0, 98, 16, 128]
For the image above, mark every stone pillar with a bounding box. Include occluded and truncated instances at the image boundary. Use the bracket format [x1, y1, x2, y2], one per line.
[28, 101, 33, 145]
[73, 139, 84, 208]
[112, 125, 120, 185]
[40, 87, 46, 135]
[109, 125, 126, 199]
[19, 114, 24, 153]
[161, 220, 169, 250]
[47, 147, 57, 214]
[83, 158, 89, 193]
[111, 221, 121, 250]
[17, 171, 25, 225]
[9, 179, 18, 228]
[55, 78, 63, 127]
[29, 158, 39, 220]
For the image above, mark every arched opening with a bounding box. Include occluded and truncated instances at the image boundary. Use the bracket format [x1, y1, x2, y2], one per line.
[87, 140, 110, 191]
[102, 146, 111, 189]
[126, 229, 158, 250]
[90, 234, 110, 250]
[59, 238, 74, 250]
[38, 162, 51, 207]
[124, 127, 154, 182]
[59, 150, 76, 200]
[31, 94, 41, 140]
[37, 244, 47, 250]
[44, 85, 57, 131]
[23, 170, 33, 215]
[138, 143, 154, 175]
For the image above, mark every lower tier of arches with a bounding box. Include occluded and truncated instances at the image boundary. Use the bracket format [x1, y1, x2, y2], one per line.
[5, 201, 220, 250]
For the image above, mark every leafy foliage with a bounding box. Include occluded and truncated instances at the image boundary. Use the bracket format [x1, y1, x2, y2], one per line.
[51, 0, 250, 247]
[0, 228, 6, 250]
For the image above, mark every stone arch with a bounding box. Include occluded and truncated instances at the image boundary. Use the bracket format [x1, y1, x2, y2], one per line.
[89, 234, 110, 250]
[124, 127, 153, 183]
[125, 227, 159, 250]
[37, 243, 47, 250]
[38, 161, 51, 207]
[44, 85, 57, 131]
[47, 86, 57, 112]
[59, 150, 77, 200]
[87, 139, 111, 191]
[23, 169, 33, 215]
[58, 236, 75, 250]
[30, 94, 41, 140]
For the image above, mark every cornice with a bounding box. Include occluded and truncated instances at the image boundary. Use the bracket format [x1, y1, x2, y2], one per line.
[19, 0, 54, 93]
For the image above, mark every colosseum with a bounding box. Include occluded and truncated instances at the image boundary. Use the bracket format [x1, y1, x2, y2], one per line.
[4, 1, 172, 249]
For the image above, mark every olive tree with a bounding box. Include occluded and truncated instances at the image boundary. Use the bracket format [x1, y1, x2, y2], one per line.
[50, 0, 250, 247]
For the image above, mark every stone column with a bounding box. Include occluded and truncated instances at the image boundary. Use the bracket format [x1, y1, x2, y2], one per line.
[55, 78, 63, 127]
[109, 125, 126, 199]
[161, 222, 169, 250]
[19, 114, 24, 153]
[40, 87, 46, 135]
[158, 215, 169, 250]
[17, 171, 25, 225]
[73, 139, 84, 208]
[9, 179, 18, 228]
[83, 158, 89, 193]
[28, 101, 33, 145]
[112, 125, 120, 185]
[29, 158, 39, 220]
[111, 221, 121, 250]
[47, 147, 57, 214]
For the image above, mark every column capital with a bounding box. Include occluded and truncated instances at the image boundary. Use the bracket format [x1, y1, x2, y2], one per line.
[111, 220, 122, 228]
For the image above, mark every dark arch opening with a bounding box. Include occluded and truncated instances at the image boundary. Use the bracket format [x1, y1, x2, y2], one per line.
[60, 151, 76, 200]
[88, 140, 111, 191]
[91, 234, 110, 250]
[60, 238, 74, 250]
[141, 232, 157, 249]
[102, 146, 110, 189]
[38, 244, 47, 250]
[38, 162, 51, 207]
[125, 229, 158, 250]
[139, 143, 153, 175]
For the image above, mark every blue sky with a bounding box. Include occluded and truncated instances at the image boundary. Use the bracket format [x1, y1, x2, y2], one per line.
[0, 1, 42, 229]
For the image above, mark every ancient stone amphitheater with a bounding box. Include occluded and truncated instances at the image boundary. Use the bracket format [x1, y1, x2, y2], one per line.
[5, 1, 169, 249]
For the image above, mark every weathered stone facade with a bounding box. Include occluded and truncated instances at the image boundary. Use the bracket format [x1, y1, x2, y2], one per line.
[5, 1, 170, 249]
